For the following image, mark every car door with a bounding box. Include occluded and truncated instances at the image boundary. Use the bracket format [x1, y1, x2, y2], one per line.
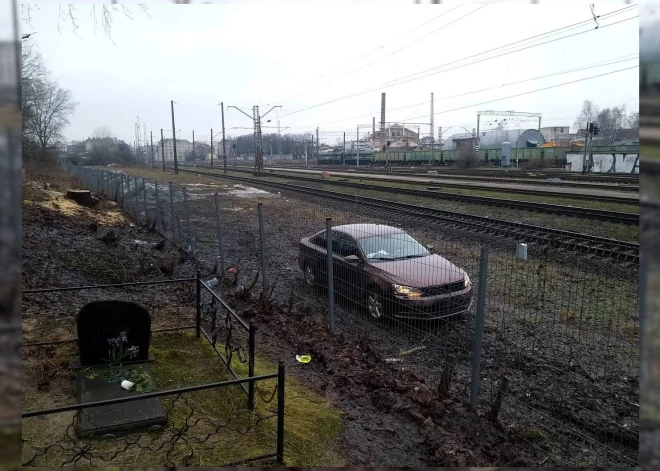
[333, 233, 363, 300]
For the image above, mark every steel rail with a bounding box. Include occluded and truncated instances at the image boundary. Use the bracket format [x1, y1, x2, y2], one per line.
[174, 167, 639, 263]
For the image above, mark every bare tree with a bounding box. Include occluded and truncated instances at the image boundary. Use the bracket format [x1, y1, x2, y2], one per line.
[627, 111, 640, 131]
[89, 126, 116, 164]
[22, 4, 149, 43]
[596, 105, 628, 144]
[574, 99, 600, 132]
[22, 54, 78, 163]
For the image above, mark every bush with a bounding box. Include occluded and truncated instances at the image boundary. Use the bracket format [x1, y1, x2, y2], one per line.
[456, 150, 479, 168]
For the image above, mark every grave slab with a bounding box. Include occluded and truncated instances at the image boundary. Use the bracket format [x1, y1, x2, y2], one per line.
[77, 363, 166, 437]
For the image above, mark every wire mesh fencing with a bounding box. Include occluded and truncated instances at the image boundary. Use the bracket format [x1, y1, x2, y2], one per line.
[65, 165, 639, 467]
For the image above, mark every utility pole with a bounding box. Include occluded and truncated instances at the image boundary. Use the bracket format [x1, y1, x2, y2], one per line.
[343, 132, 346, 165]
[357, 126, 360, 168]
[316, 127, 319, 165]
[160, 129, 166, 171]
[171, 100, 178, 174]
[582, 123, 590, 173]
[192, 130, 195, 162]
[227, 104, 280, 174]
[210, 128, 214, 168]
[150, 131, 154, 170]
[278, 120, 282, 158]
[221, 102, 227, 174]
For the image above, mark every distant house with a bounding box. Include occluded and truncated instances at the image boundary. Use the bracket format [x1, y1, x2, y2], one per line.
[539, 126, 571, 143]
[155, 139, 193, 161]
[318, 144, 335, 155]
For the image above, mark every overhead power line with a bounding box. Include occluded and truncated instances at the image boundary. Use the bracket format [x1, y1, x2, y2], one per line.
[278, 7, 637, 119]
[284, 55, 638, 132]
[278, 5, 484, 105]
[406, 66, 638, 122]
[257, 8, 466, 106]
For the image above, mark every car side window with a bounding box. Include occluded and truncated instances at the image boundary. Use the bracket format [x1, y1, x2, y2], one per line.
[335, 234, 359, 258]
[312, 231, 327, 247]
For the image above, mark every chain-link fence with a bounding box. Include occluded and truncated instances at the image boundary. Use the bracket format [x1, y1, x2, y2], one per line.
[66, 165, 639, 467]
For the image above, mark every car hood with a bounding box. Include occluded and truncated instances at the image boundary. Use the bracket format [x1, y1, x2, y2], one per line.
[369, 254, 465, 287]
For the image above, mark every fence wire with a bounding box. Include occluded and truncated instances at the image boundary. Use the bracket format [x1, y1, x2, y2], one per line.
[66, 165, 639, 467]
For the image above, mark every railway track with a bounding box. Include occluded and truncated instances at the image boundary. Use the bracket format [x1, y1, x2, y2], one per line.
[252, 166, 639, 192]
[202, 166, 638, 224]
[175, 167, 639, 263]
[306, 165, 640, 184]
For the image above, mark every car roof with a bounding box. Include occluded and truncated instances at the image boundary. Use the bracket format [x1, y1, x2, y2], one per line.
[332, 223, 404, 239]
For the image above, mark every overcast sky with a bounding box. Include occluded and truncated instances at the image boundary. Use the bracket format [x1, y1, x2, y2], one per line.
[20, 2, 639, 146]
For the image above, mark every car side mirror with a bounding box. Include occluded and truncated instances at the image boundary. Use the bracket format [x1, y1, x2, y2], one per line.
[345, 255, 360, 263]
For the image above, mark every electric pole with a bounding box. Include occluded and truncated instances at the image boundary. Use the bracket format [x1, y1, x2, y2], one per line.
[221, 102, 227, 174]
[171, 100, 178, 174]
[150, 131, 154, 170]
[316, 127, 319, 165]
[210, 128, 214, 168]
[278, 120, 282, 158]
[343, 132, 346, 165]
[227, 104, 280, 174]
[192, 130, 195, 162]
[160, 129, 166, 171]
[357, 126, 360, 168]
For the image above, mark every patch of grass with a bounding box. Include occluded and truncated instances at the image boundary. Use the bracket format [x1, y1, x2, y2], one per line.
[642, 145, 660, 161]
[22, 331, 343, 467]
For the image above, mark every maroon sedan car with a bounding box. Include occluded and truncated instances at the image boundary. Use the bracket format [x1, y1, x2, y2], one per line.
[298, 223, 473, 321]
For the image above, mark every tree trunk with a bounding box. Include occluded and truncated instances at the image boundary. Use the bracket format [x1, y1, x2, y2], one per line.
[66, 190, 94, 207]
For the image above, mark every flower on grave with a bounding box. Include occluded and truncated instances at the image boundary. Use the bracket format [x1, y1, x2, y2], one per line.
[125, 345, 140, 359]
[105, 331, 139, 367]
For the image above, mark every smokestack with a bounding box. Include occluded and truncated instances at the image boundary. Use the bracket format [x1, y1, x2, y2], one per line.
[430, 93, 434, 142]
[438, 127, 442, 147]
[380, 93, 386, 131]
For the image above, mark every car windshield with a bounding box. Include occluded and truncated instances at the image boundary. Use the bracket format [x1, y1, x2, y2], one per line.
[358, 233, 430, 261]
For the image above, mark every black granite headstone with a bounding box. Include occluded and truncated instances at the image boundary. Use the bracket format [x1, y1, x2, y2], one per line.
[76, 301, 151, 367]
[77, 363, 166, 436]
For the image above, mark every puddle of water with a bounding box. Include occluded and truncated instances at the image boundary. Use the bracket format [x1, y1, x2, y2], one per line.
[228, 185, 279, 199]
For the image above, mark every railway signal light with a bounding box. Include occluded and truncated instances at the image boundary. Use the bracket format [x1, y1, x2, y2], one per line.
[588, 122, 601, 136]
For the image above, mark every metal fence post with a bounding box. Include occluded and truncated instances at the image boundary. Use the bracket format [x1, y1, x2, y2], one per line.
[142, 178, 148, 225]
[276, 360, 285, 465]
[258, 203, 268, 292]
[248, 324, 256, 411]
[195, 271, 201, 338]
[214, 193, 226, 274]
[326, 217, 336, 332]
[133, 177, 139, 220]
[182, 187, 195, 256]
[169, 182, 176, 243]
[119, 174, 124, 207]
[155, 180, 161, 234]
[470, 245, 489, 411]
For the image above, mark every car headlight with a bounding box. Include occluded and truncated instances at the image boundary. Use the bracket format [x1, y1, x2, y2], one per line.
[392, 284, 422, 298]
[463, 275, 471, 289]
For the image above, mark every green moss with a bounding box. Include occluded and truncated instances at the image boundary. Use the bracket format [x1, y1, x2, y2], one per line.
[22, 331, 343, 467]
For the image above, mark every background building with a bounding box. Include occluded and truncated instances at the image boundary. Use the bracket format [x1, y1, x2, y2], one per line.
[156, 139, 193, 161]
[479, 128, 546, 150]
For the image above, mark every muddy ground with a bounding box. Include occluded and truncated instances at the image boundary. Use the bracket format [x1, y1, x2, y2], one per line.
[116, 167, 637, 466]
[24, 165, 639, 466]
[20, 169, 545, 466]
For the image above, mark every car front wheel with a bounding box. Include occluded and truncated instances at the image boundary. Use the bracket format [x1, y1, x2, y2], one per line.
[367, 289, 385, 320]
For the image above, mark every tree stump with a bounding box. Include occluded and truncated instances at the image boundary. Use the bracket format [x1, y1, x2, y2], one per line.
[66, 190, 94, 207]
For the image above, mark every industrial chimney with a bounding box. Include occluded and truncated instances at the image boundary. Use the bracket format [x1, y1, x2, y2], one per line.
[380, 93, 386, 131]
[430, 93, 434, 142]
